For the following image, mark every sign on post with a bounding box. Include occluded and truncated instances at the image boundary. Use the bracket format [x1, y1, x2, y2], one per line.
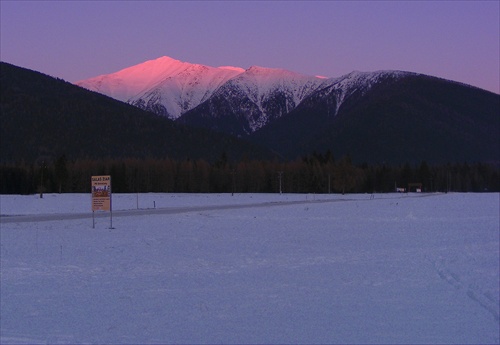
[91, 175, 112, 228]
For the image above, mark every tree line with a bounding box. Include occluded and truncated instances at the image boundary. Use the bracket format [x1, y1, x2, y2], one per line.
[1, 152, 498, 195]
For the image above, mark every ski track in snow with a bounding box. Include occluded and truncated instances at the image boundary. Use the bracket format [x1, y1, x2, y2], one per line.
[1, 193, 499, 344]
[429, 249, 500, 322]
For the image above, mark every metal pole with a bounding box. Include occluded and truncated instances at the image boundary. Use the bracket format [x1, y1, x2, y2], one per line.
[110, 178, 113, 229]
[40, 161, 44, 199]
[278, 171, 283, 194]
[232, 170, 235, 196]
[328, 173, 331, 194]
[109, 188, 113, 229]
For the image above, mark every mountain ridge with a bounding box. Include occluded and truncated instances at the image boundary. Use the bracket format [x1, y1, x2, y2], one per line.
[76, 56, 334, 122]
[75, 56, 447, 137]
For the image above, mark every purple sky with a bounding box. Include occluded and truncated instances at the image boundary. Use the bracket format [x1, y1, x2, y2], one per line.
[1, 1, 499, 93]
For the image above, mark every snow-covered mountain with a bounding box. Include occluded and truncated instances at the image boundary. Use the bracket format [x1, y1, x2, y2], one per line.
[76, 56, 245, 118]
[177, 66, 329, 135]
[177, 68, 415, 136]
[76, 56, 331, 122]
[76, 56, 414, 135]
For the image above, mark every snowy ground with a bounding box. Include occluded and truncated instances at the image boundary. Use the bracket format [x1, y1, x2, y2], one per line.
[1, 192, 499, 344]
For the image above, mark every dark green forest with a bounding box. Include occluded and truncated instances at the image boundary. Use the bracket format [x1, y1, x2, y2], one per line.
[1, 152, 498, 194]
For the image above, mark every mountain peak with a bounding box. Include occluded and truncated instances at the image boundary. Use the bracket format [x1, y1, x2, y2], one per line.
[76, 56, 245, 118]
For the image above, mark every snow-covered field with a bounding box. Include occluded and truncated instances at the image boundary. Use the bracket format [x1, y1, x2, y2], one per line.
[1, 193, 498, 344]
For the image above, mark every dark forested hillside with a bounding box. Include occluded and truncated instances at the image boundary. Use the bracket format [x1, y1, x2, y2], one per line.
[249, 75, 500, 164]
[0, 62, 271, 164]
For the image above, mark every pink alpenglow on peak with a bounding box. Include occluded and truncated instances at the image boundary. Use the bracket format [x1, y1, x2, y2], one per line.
[76, 56, 246, 119]
[75, 55, 327, 120]
[76, 56, 185, 102]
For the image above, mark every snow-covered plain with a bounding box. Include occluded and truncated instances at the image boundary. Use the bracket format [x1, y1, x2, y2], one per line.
[1, 193, 498, 344]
